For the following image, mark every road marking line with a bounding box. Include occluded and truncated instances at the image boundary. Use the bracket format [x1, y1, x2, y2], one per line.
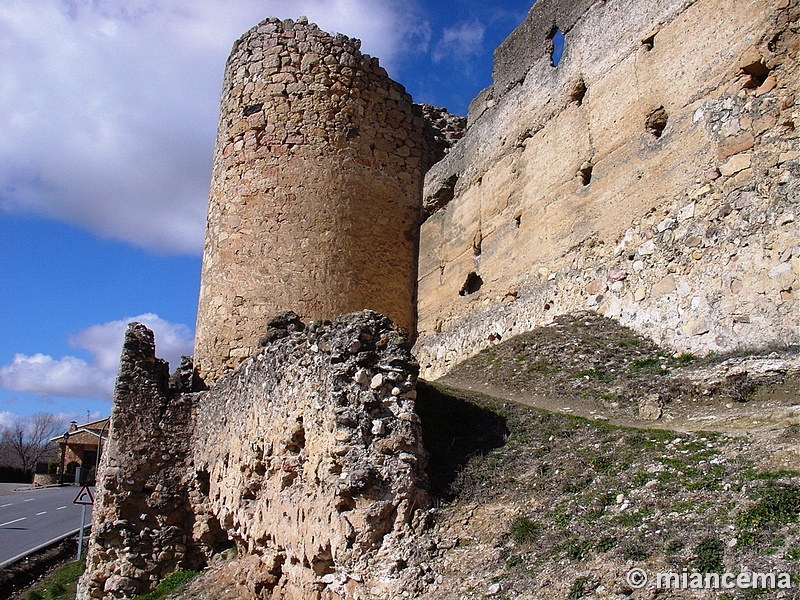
[0, 517, 27, 527]
[23, 498, 34, 502]
[56, 506, 67, 510]
[36, 511, 47, 516]
[1, 503, 12, 508]
[0, 524, 90, 569]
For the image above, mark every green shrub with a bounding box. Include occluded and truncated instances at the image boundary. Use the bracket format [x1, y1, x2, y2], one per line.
[631, 357, 662, 370]
[621, 540, 650, 561]
[20, 561, 84, 600]
[736, 484, 800, 545]
[134, 571, 198, 600]
[693, 536, 724, 573]
[564, 537, 593, 560]
[666, 539, 685, 555]
[47, 582, 65, 599]
[568, 576, 592, 600]
[575, 368, 615, 382]
[596, 536, 616, 553]
[511, 516, 540, 544]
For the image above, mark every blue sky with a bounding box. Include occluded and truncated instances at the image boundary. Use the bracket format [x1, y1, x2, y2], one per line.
[0, 0, 533, 427]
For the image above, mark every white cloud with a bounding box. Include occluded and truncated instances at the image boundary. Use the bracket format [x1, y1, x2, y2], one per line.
[433, 21, 485, 63]
[0, 314, 194, 399]
[0, 354, 113, 400]
[0, 411, 16, 428]
[70, 313, 194, 375]
[0, 0, 419, 254]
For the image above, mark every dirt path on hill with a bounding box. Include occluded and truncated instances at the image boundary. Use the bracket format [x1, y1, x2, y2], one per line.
[438, 372, 800, 433]
[434, 312, 800, 435]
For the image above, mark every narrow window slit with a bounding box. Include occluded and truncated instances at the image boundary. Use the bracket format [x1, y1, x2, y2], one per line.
[550, 27, 565, 67]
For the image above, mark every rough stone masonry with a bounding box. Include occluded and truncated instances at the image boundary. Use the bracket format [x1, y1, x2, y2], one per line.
[193, 17, 463, 383]
[416, 0, 799, 378]
[77, 324, 206, 599]
[78, 0, 798, 597]
[79, 313, 432, 599]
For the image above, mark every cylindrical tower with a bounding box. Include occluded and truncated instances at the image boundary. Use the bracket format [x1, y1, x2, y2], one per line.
[194, 17, 428, 382]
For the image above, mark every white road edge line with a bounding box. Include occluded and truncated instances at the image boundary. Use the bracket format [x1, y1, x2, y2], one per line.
[36, 511, 47, 516]
[23, 498, 34, 502]
[0, 517, 27, 527]
[0, 503, 12, 508]
[0, 524, 90, 569]
[56, 506, 67, 510]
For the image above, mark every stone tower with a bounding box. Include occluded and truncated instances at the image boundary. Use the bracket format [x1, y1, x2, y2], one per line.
[194, 17, 433, 382]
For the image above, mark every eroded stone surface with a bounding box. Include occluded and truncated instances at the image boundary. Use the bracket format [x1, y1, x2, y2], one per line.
[79, 312, 433, 600]
[416, 0, 800, 379]
[78, 324, 206, 599]
[190, 310, 430, 599]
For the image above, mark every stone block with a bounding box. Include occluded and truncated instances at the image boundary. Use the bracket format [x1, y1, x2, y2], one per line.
[719, 153, 752, 177]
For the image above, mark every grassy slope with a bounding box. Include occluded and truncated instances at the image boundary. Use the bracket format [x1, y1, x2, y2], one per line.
[416, 313, 799, 599]
[418, 381, 799, 599]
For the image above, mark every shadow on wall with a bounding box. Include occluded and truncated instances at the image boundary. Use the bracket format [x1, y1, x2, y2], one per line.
[416, 381, 509, 500]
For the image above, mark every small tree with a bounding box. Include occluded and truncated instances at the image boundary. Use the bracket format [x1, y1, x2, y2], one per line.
[0, 413, 64, 480]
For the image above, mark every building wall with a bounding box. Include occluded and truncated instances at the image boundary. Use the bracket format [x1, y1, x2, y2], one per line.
[194, 17, 432, 383]
[79, 315, 430, 600]
[415, 0, 800, 378]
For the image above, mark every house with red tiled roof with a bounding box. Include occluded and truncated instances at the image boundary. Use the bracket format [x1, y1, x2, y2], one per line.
[49, 417, 110, 485]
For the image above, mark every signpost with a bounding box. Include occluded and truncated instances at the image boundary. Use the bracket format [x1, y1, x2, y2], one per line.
[73, 485, 94, 561]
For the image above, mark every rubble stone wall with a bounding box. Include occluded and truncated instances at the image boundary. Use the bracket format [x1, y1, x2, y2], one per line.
[194, 17, 443, 383]
[79, 314, 432, 600]
[78, 325, 205, 599]
[416, 0, 800, 378]
[190, 311, 429, 599]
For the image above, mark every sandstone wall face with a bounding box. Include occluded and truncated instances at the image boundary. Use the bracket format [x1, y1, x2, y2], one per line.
[416, 0, 800, 378]
[194, 18, 431, 383]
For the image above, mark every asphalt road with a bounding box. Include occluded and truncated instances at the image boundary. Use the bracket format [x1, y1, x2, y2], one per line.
[0, 484, 93, 567]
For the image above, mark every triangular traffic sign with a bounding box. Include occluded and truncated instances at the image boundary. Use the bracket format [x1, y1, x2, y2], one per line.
[73, 485, 94, 505]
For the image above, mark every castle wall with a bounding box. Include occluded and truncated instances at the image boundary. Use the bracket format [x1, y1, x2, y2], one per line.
[416, 0, 800, 378]
[78, 325, 204, 599]
[189, 311, 429, 599]
[194, 18, 430, 383]
[79, 315, 432, 600]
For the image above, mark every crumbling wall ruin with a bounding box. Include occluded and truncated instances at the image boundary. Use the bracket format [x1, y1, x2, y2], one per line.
[78, 325, 207, 599]
[79, 313, 432, 600]
[79, 1, 799, 597]
[416, 0, 800, 378]
[190, 310, 429, 599]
